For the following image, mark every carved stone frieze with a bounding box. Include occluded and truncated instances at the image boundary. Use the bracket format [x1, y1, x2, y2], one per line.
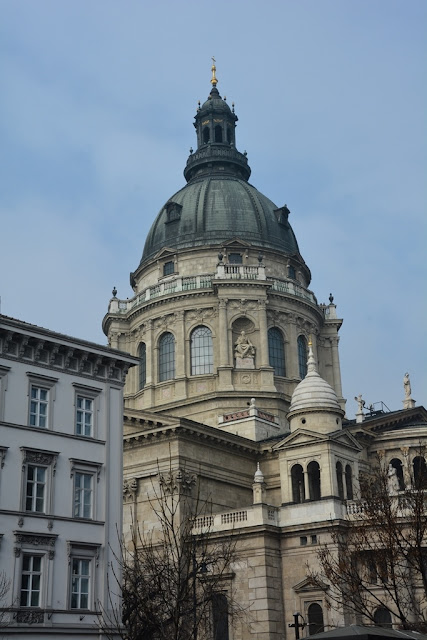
[123, 477, 138, 501]
[160, 469, 197, 495]
[187, 307, 216, 323]
[21, 449, 57, 473]
[34, 340, 45, 361]
[17, 610, 44, 624]
[15, 532, 57, 548]
[18, 337, 29, 357]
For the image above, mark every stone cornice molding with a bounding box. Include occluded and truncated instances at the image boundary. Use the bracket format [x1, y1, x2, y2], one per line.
[0, 317, 138, 383]
[123, 416, 260, 455]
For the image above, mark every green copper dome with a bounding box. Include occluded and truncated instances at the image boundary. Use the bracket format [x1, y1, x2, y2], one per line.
[138, 76, 301, 266]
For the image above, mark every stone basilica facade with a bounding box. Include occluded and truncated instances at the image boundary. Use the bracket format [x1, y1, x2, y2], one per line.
[103, 66, 427, 638]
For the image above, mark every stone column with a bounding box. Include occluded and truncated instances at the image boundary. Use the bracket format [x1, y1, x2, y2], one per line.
[330, 336, 343, 398]
[175, 311, 186, 378]
[146, 320, 154, 385]
[287, 315, 299, 379]
[218, 298, 229, 367]
[303, 469, 310, 501]
[257, 299, 269, 367]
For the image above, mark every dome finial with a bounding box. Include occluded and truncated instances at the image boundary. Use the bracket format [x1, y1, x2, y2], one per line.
[211, 56, 218, 87]
[307, 336, 317, 374]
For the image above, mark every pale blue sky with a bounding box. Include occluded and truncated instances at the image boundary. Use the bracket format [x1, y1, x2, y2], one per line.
[1, 0, 425, 417]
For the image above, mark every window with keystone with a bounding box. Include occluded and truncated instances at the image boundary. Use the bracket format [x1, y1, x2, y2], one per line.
[191, 326, 213, 375]
[159, 332, 175, 382]
[268, 327, 286, 376]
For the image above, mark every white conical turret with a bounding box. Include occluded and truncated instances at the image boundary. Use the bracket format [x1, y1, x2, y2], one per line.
[287, 339, 344, 433]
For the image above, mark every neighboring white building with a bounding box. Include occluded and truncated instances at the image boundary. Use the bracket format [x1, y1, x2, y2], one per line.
[0, 314, 138, 638]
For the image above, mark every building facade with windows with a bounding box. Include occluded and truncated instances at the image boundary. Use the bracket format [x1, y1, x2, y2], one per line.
[103, 68, 427, 638]
[0, 315, 138, 638]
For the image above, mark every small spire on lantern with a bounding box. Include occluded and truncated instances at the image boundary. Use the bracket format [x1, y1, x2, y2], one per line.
[211, 56, 218, 87]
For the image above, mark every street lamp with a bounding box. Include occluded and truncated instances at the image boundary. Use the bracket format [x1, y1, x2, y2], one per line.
[289, 611, 306, 639]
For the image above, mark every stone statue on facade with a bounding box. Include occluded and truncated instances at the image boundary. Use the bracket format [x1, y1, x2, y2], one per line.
[387, 464, 400, 494]
[234, 331, 255, 359]
[403, 372, 411, 399]
[355, 394, 365, 424]
[403, 372, 415, 409]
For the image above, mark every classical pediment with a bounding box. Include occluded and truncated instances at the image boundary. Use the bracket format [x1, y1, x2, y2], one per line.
[272, 428, 362, 452]
[272, 429, 329, 451]
[222, 237, 251, 249]
[293, 577, 329, 593]
[155, 247, 176, 259]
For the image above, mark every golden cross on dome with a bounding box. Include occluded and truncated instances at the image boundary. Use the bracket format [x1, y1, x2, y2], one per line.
[211, 57, 218, 87]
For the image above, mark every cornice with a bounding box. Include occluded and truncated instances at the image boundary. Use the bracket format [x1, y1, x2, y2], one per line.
[0, 322, 137, 385]
[123, 414, 260, 455]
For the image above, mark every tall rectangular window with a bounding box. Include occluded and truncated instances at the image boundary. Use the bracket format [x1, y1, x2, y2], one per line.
[20, 555, 42, 607]
[26, 465, 46, 513]
[74, 472, 93, 518]
[29, 386, 48, 427]
[71, 558, 90, 609]
[76, 396, 93, 437]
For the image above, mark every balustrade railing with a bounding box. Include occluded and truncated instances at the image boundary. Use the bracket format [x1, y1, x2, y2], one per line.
[108, 269, 317, 315]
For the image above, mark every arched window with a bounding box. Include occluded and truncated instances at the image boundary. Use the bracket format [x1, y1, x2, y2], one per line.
[288, 265, 296, 279]
[291, 464, 305, 503]
[268, 328, 286, 377]
[227, 126, 232, 143]
[139, 343, 146, 390]
[212, 592, 229, 640]
[413, 456, 427, 489]
[191, 326, 213, 375]
[308, 461, 321, 501]
[158, 332, 175, 382]
[308, 602, 324, 635]
[345, 464, 353, 500]
[336, 461, 344, 499]
[203, 127, 210, 144]
[390, 458, 405, 490]
[373, 607, 392, 628]
[297, 335, 308, 379]
[214, 125, 223, 143]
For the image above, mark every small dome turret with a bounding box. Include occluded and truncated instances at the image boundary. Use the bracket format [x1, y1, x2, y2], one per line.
[288, 340, 344, 433]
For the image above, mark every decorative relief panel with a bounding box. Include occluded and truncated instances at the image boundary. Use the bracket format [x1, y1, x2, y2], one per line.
[123, 477, 138, 502]
[159, 469, 197, 495]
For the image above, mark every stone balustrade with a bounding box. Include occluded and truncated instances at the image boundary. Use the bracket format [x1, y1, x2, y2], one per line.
[193, 504, 278, 533]
[107, 270, 318, 315]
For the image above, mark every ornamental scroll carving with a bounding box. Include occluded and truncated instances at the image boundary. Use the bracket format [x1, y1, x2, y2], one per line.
[159, 469, 197, 495]
[123, 477, 138, 501]
[17, 610, 44, 624]
[14, 532, 57, 559]
[21, 449, 57, 474]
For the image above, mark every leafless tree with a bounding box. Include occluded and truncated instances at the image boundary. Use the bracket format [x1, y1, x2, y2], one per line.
[99, 463, 243, 640]
[0, 571, 11, 628]
[308, 449, 427, 631]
